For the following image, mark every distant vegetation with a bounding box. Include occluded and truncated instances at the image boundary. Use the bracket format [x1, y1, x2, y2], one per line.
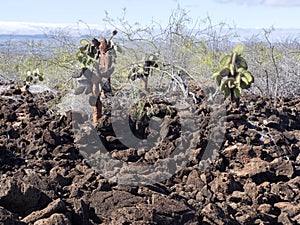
[0, 7, 299, 98]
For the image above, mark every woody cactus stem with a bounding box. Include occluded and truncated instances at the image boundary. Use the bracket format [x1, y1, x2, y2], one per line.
[92, 68, 102, 123]
[99, 38, 113, 98]
[141, 76, 148, 90]
[229, 51, 237, 104]
[93, 97, 102, 123]
[212, 44, 254, 108]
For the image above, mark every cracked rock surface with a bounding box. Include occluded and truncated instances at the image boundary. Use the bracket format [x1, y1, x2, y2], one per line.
[0, 81, 299, 224]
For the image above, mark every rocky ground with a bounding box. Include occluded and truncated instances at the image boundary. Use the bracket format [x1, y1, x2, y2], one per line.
[0, 80, 299, 225]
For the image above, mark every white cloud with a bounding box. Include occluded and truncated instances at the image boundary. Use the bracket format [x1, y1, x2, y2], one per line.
[264, 0, 300, 6]
[0, 21, 106, 35]
[214, 0, 300, 6]
[0, 21, 66, 34]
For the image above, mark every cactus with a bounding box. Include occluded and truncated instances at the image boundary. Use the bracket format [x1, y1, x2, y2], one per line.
[127, 53, 159, 91]
[212, 44, 254, 106]
[26, 68, 44, 84]
[73, 30, 119, 123]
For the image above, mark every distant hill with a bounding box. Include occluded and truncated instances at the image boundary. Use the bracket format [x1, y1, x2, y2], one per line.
[0, 21, 299, 43]
[235, 28, 300, 42]
[0, 21, 104, 36]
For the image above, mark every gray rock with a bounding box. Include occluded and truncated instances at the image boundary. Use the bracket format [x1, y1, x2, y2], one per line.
[274, 202, 300, 219]
[22, 198, 66, 224]
[270, 158, 294, 178]
[0, 206, 26, 225]
[0, 175, 50, 214]
[33, 213, 71, 225]
[271, 182, 295, 201]
[89, 190, 145, 217]
[186, 169, 205, 189]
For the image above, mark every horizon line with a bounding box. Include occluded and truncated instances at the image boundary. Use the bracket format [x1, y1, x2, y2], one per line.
[0, 21, 300, 31]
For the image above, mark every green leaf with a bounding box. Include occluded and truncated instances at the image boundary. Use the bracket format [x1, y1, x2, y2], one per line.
[79, 63, 86, 69]
[87, 57, 93, 65]
[219, 67, 230, 77]
[211, 71, 220, 78]
[220, 81, 226, 91]
[220, 81, 230, 97]
[85, 83, 93, 95]
[89, 96, 97, 106]
[241, 79, 251, 89]
[26, 76, 33, 82]
[228, 79, 235, 89]
[233, 44, 244, 55]
[116, 45, 122, 53]
[243, 71, 254, 83]
[79, 46, 87, 52]
[223, 86, 230, 97]
[234, 87, 242, 98]
[76, 51, 83, 58]
[241, 76, 249, 85]
[220, 55, 231, 67]
[81, 57, 88, 65]
[78, 79, 90, 85]
[82, 69, 93, 79]
[74, 86, 86, 95]
[236, 55, 248, 70]
[215, 75, 222, 86]
[224, 89, 230, 97]
[80, 39, 89, 46]
[237, 67, 246, 73]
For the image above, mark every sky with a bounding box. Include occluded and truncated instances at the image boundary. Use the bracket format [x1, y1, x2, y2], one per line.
[0, 0, 300, 34]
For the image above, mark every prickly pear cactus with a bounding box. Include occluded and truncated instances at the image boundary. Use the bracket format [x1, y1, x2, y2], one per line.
[26, 68, 44, 84]
[212, 44, 254, 103]
[127, 53, 159, 81]
[72, 30, 119, 123]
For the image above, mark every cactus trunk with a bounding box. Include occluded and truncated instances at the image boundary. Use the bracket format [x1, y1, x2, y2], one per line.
[93, 96, 102, 123]
[142, 76, 148, 91]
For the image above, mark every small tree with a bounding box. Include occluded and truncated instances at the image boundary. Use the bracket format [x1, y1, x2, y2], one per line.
[212, 44, 254, 107]
[73, 30, 119, 123]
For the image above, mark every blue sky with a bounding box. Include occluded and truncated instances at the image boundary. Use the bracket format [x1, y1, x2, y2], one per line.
[0, 0, 299, 32]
